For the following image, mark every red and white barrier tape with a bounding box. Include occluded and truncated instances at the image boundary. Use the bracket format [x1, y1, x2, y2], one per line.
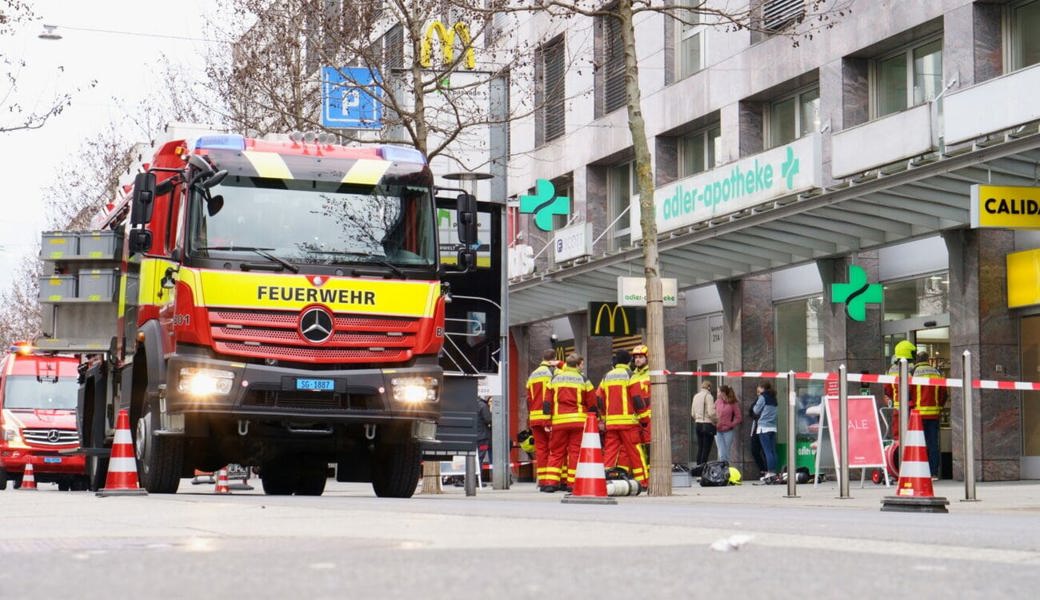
[650, 370, 1040, 391]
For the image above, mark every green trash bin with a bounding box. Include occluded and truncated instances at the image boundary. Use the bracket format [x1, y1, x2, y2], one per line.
[778, 440, 816, 472]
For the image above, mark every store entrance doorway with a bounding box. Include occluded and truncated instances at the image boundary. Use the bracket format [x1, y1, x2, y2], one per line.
[1019, 316, 1040, 479]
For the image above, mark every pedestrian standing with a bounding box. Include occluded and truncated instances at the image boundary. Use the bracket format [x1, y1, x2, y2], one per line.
[540, 353, 596, 493]
[596, 350, 648, 491]
[753, 381, 779, 480]
[691, 381, 717, 466]
[714, 384, 743, 463]
[525, 349, 557, 488]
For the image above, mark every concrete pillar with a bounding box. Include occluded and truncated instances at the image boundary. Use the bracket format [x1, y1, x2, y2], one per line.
[718, 275, 774, 477]
[664, 298, 690, 465]
[944, 229, 1021, 481]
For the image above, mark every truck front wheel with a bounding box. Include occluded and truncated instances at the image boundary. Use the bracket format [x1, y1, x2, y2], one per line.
[135, 401, 184, 493]
[371, 437, 421, 498]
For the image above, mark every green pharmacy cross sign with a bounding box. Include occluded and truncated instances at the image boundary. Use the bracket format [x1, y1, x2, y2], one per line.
[831, 265, 882, 322]
[519, 179, 570, 231]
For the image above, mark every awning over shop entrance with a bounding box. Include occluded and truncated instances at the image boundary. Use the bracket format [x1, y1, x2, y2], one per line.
[509, 133, 1040, 326]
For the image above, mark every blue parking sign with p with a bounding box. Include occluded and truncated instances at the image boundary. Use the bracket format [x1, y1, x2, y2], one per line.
[322, 66, 383, 129]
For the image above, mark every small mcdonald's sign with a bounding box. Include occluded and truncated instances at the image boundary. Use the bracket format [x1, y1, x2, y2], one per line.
[588, 302, 645, 337]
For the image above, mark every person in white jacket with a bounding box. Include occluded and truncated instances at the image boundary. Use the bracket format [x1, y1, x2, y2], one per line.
[690, 381, 717, 465]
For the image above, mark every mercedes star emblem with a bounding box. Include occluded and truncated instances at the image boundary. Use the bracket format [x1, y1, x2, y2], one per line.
[299, 307, 334, 343]
[47, 429, 61, 443]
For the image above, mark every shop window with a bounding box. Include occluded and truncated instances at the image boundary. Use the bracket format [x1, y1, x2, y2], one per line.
[768, 86, 819, 148]
[775, 295, 825, 437]
[608, 161, 635, 250]
[678, 125, 721, 177]
[675, 0, 705, 79]
[1010, 0, 1040, 71]
[882, 272, 949, 321]
[873, 37, 943, 118]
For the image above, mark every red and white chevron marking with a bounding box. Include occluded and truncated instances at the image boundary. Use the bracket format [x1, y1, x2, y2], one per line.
[650, 370, 1040, 391]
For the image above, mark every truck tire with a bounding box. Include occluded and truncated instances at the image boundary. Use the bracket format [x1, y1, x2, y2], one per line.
[135, 401, 184, 494]
[371, 438, 421, 498]
[260, 459, 295, 495]
[294, 462, 328, 496]
[88, 455, 109, 492]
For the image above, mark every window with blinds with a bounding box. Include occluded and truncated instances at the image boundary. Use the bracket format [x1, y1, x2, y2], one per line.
[763, 0, 805, 32]
[384, 24, 404, 71]
[541, 37, 566, 143]
[602, 15, 627, 114]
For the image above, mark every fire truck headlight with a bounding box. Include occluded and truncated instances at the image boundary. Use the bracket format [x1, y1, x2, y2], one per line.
[3, 425, 22, 443]
[391, 377, 438, 404]
[178, 368, 235, 397]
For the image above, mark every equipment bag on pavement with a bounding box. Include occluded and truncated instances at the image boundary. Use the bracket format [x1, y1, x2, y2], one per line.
[699, 460, 730, 487]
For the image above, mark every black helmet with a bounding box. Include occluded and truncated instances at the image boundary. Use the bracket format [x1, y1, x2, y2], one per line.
[614, 349, 631, 366]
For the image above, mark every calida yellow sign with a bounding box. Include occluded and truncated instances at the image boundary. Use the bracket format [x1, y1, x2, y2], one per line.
[970, 185, 1040, 229]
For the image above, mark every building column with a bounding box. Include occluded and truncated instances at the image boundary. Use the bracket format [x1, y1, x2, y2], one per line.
[944, 229, 1020, 481]
[664, 297, 690, 465]
[718, 275, 774, 476]
[817, 253, 883, 391]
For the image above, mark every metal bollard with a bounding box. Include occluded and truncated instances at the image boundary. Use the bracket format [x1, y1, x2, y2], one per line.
[962, 350, 978, 502]
[838, 365, 850, 499]
[785, 370, 798, 498]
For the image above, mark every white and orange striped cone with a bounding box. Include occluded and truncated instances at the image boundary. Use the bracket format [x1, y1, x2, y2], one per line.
[21, 461, 37, 490]
[96, 409, 148, 497]
[881, 409, 948, 513]
[562, 413, 617, 505]
[214, 468, 230, 494]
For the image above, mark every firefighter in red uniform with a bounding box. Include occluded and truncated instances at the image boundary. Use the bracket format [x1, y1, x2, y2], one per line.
[910, 350, 947, 479]
[525, 349, 557, 488]
[540, 353, 596, 493]
[597, 349, 649, 490]
[629, 345, 652, 466]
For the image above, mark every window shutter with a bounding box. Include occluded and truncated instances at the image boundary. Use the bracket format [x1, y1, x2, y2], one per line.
[603, 16, 626, 114]
[384, 24, 403, 71]
[544, 38, 566, 142]
[763, 0, 805, 32]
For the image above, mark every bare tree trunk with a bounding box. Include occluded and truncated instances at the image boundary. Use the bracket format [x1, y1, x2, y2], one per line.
[618, 0, 671, 495]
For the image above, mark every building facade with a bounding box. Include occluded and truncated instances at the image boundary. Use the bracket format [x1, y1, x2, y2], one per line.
[505, 0, 1040, 481]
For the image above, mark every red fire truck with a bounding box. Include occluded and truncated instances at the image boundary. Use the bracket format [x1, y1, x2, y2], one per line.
[0, 344, 88, 490]
[37, 128, 478, 497]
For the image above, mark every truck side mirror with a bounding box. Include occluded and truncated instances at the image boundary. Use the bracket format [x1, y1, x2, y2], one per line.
[131, 172, 157, 226]
[128, 229, 152, 254]
[456, 193, 478, 247]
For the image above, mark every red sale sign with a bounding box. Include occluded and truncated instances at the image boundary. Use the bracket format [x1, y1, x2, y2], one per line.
[824, 395, 885, 467]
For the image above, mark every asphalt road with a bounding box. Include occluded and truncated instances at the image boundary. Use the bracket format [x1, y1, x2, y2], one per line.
[1, 480, 1038, 599]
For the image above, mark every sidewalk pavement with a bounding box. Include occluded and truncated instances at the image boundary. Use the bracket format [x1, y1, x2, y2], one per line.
[438, 478, 1040, 513]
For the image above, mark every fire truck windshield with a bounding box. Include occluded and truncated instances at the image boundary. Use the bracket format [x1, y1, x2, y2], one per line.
[188, 178, 437, 269]
[2, 376, 78, 410]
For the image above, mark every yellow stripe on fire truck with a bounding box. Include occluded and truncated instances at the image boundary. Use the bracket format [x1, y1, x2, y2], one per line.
[184, 270, 439, 317]
[241, 151, 293, 179]
[341, 159, 391, 185]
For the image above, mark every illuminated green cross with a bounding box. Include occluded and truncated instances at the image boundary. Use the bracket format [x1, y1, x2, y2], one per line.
[831, 264, 883, 322]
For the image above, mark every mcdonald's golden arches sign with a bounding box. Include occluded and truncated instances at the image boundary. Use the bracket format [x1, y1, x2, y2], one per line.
[588, 302, 646, 337]
[420, 21, 476, 70]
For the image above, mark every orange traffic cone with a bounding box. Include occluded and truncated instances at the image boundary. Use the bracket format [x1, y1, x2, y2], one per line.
[214, 468, 230, 494]
[96, 409, 148, 497]
[881, 410, 948, 513]
[21, 461, 37, 490]
[562, 413, 616, 505]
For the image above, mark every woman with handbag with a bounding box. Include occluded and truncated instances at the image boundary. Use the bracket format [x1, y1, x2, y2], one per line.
[691, 381, 717, 466]
[714, 384, 743, 463]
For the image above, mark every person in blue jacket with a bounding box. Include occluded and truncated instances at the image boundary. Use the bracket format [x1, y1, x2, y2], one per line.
[752, 381, 779, 481]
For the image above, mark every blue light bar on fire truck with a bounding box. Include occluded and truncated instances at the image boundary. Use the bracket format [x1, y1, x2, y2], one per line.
[379, 145, 427, 165]
[193, 135, 247, 152]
